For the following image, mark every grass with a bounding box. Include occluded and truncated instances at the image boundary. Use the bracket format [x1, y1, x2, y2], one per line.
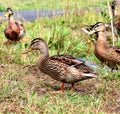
[0, 0, 120, 114]
[0, 0, 107, 11]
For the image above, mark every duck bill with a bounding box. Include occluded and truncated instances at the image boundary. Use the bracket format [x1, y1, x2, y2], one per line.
[104, 23, 111, 28]
[22, 47, 33, 54]
[4, 12, 9, 17]
[81, 28, 96, 35]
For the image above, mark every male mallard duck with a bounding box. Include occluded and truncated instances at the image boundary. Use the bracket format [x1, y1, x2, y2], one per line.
[4, 8, 26, 44]
[24, 38, 98, 91]
[83, 22, 120, 70]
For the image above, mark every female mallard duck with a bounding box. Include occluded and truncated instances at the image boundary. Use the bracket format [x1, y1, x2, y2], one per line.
[84, 22, 120, 70]
[24, 38, 98, 91]
[4, 8, 26, 44]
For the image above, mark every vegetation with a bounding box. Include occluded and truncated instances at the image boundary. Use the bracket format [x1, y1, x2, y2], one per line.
[0, 0, 107, 11]
[0, 0, 120, 114]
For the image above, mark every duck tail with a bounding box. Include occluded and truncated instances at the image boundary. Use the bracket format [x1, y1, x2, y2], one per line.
[82, 73, 99, 78]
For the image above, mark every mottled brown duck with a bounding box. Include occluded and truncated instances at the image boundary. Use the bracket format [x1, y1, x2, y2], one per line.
[24, 38, 98, 91]
[84, 22, 120, 70]
[4, 8, 26, 44]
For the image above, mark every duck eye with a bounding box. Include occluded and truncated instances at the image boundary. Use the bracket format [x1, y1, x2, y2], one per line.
[94, 24, 99, 29]
[96, 25, 99, 27]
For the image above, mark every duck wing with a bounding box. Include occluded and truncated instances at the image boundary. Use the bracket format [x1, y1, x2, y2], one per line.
[15, 22, 26, 33]
[51, 54, 76, 59]
[50, 54, 83, 66]
[15, 22, 26, 38]
[110, 46, 120, 53]
[50, 54, 98, 77]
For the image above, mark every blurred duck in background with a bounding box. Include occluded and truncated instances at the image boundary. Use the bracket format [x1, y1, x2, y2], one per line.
[82, 22, 120, 70]
[4, 8, 26, 45]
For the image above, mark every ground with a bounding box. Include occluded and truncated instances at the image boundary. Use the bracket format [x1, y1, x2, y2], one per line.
[0, 53, 120, 113]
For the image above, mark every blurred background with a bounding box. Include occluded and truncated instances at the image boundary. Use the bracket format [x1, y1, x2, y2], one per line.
[0, 0, 107, 21]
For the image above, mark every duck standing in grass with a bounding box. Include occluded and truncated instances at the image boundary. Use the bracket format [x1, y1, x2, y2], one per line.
[82, 22, 120, 70]
[24, 38, 98, 91]
[4, 8, 26, 44]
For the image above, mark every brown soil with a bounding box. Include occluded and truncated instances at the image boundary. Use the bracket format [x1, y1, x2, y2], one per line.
[0, 62, 120, 113]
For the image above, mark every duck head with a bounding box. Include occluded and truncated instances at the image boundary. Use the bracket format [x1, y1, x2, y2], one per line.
[23, 38, 49, 56]
[4, 7, 13, 17]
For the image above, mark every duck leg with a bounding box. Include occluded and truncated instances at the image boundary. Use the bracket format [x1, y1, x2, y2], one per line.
[21, 38, 24, 43]
[70, 83, 74, 91]
[4, 39, 11, 45]
[60, 82, 64, 91]
[50, 82, 64, 94]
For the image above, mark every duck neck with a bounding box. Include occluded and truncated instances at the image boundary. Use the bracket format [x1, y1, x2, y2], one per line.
[96, 31, 107, 47]
[8, 15, 14, 23]
[38, 45, 49, 66]
[40, 43, 49, 57]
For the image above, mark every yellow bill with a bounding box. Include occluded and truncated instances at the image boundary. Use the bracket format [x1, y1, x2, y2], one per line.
[22, 47, 33, 54]
[4, 12, 9, 17]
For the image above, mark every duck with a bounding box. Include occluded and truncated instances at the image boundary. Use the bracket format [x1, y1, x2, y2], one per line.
[4, 7, 26, 44]
[24, 38, 99, 91]
[83, 22, 120, 70]
[111, 0, 120, 37]
[107, 0, 120, 39]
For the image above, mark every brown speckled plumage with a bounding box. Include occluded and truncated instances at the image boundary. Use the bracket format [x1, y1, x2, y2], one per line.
[91, 22, 120, 70]
[4, 8, 25, 42]
[25, 38, 98, 90]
